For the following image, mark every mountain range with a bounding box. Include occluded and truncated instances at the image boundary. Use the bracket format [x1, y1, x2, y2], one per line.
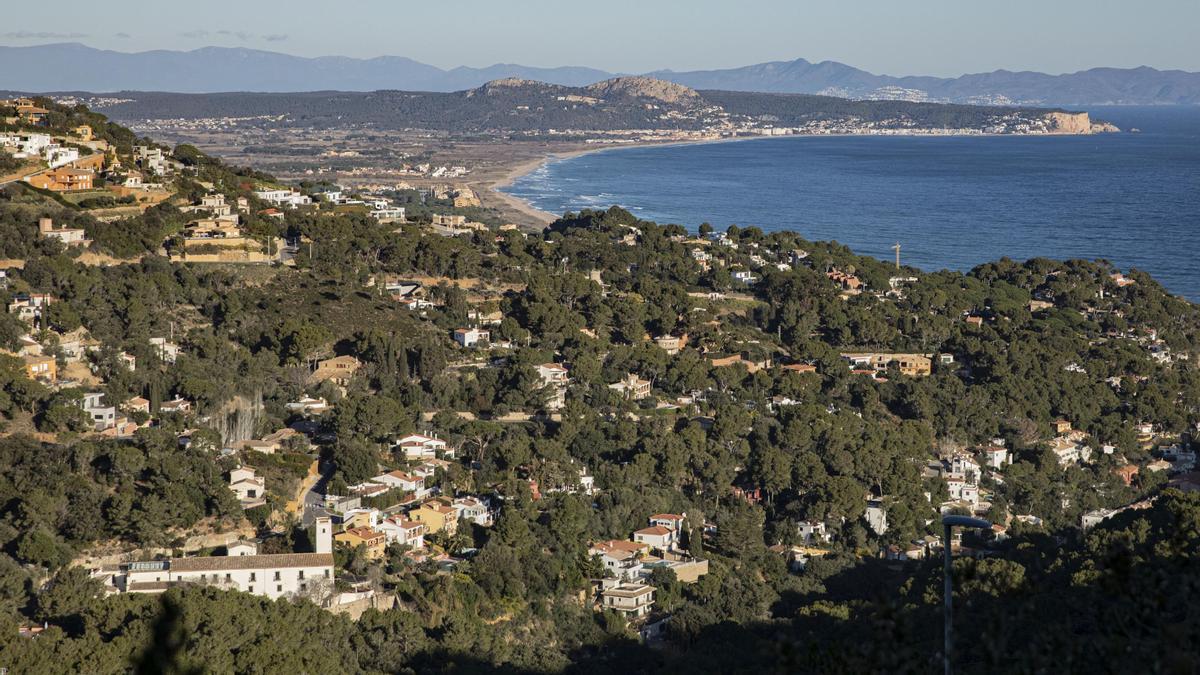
[1, 43, 1198, 105]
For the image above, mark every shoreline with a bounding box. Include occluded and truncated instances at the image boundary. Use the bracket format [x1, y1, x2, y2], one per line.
[483, 135, 780, 227]
[482, 129, 1114, 228]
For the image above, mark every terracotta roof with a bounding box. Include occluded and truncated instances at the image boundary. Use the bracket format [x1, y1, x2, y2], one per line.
[592, 539, 646, 554]
[342, 527, 384, 541]
[650, 513, 684, 521]
[168, 552, 332, 572]
[635, 526, 672, 536]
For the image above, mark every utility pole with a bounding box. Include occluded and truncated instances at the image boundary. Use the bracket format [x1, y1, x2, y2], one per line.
[941, 515, 991, 675]
[892, 242, 901, 270]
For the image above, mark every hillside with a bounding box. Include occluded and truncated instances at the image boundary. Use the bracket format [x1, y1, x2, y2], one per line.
[2, 43, 1198, 105]
[68, 79, 1092, 137]
[1, 98, 1199, 675]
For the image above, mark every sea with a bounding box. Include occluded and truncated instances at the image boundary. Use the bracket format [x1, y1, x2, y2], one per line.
[504, 106, 1200, 301]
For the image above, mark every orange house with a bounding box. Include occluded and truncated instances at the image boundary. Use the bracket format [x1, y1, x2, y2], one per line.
[16, 103, 49, 125]
[26, 168, 94, 192]
[334, 527, 387, 560]
[70, 154, 106, 172]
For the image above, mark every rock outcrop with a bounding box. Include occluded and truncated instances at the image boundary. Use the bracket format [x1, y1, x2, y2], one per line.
[1045, 111, 1120, 134]
[585, 76, 701, 105]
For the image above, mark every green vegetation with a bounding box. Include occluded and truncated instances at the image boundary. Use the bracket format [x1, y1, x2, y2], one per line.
[97, 84, 1063, 135]
[0, 107, 1196, 673]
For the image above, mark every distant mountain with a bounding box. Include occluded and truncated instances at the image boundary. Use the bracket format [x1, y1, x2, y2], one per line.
[653, 59, 1200, 105]
[1, 43, 1197, 105]
[0, 43, 611, 93]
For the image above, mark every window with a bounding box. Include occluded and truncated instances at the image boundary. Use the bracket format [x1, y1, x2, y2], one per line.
[225, 573, 232, 581]
[298, 570, 305, 580]
[273, 571, 281, 581]
[248, 586, 253, 593]
[300, 583, 307, 592]
[324, 570, 330, 579]
[249, 572, 256, 581]
[276, 585, 282, 593]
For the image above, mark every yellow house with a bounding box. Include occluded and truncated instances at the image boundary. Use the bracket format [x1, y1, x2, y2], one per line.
[308, 355, 361, 387]
[343, 511, 376, 530]
[411, 499, 459, 535]
[21, 354, 57, 383]
[334, 526, 387, 560]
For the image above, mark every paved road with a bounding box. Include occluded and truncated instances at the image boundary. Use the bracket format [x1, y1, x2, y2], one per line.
[300, 459, 334, 526]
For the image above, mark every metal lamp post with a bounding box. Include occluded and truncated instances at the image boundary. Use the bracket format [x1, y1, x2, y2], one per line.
[941, 514, 991, 675]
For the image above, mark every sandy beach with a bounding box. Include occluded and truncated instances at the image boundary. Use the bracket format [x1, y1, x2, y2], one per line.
[477, 145, 621, 228]
[477, 137, 744, 229]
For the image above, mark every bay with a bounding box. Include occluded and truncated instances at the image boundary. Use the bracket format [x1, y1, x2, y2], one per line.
[504, 106, 1200, 300]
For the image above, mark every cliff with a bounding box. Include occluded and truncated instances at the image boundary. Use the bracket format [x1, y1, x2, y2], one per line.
[1045, 111, 1120, 135]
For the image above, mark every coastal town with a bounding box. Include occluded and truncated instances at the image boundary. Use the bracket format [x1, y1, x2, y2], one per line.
[0, 88, 1195, 672]
[49, 78, 1118, 230]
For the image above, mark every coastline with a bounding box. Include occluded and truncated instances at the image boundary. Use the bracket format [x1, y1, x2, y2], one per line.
[481, 128, 1113, 229]
[482, 135, 778, 227]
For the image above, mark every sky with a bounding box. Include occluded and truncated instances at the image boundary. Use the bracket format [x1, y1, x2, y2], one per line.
[3, 0, 1198, 76]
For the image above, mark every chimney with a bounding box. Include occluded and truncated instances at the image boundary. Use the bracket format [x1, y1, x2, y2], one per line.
[38, 217, 53, 233]
[314, 516, 332, 554]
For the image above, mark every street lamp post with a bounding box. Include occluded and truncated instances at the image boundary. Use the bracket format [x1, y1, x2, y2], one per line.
[941, 514, 991, 675]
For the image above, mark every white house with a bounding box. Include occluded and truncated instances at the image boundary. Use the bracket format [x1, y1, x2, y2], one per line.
[578, 467, 596, 495]
[864, 500, 888, 535]
[110, 517, 334, 600]
[229, 467, 266, 508]
[982, 446, 1010, 469]
[609, 373, 652, 400]
[453, 327, 490, 348]
[600, 582, 655, 619]
[945, 476, 980, 506]
[44, 145, 80, 168]
[536, 363, 570, 387]
[369, 206, 406, 221]
[633, 526, 674, 550]
[590, 540, 648, 581]
[254, 188, 311, 208]
[370, 469, 427, 497]
[149, 337, 180, 364]
[159, 398, 192, 414]
[379, 516, 426, 549]
[732, 270, 758, 285]
[286, 396, 329, 414]
[1049, 437, 1093, 466]
[452, 497, 493, 526]
[947, 454, 981, 484]
[78, 392, 118, 431]
[648, 513, 685, 533]
[796, 520, 830, 544]
[392, 433, 451, 460]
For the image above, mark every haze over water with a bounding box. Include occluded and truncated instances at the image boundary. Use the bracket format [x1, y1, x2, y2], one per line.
[506, 106, 1200, 301]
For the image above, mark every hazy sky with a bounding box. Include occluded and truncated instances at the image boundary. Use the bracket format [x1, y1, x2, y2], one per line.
[4, 0, 1197, 75]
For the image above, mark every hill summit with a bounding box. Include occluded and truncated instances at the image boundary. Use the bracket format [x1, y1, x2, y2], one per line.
[584, 76, 701, 104]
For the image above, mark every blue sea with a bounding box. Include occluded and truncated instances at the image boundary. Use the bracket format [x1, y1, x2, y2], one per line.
[505, 106, 1200, 301]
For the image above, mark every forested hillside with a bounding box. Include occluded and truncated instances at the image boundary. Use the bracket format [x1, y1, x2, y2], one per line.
[0, 106, 1197, 673]
[86, 81, 1069, 134]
